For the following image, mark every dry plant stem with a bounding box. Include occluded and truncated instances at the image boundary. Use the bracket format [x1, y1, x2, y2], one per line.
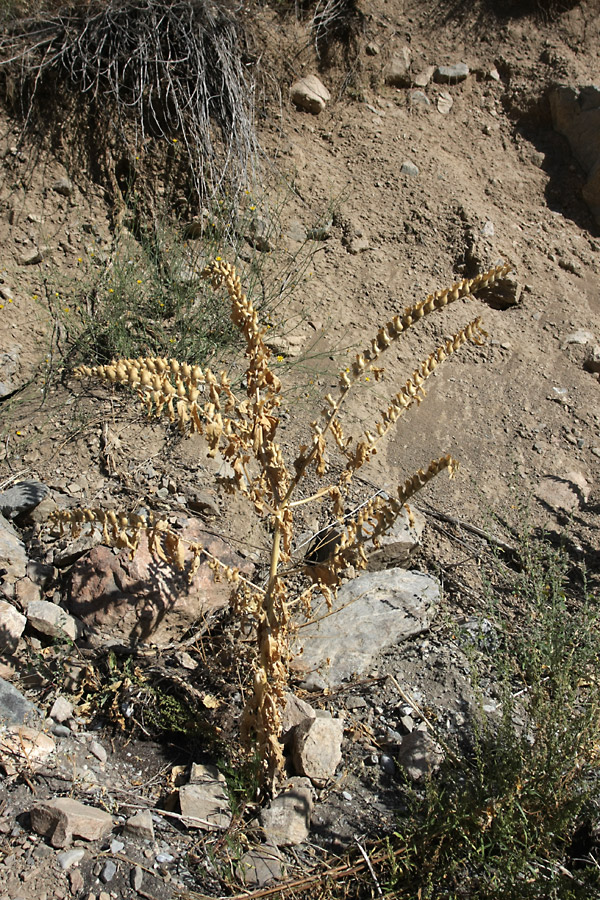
[61, 259, 513, 792]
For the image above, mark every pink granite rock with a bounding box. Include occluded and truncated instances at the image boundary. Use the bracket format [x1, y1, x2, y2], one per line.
[68, 520, 251, 647]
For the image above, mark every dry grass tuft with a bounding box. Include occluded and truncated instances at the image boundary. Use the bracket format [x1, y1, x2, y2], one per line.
[0, 0, 258, 208]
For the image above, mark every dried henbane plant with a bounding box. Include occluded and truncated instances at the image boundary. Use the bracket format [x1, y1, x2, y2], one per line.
[52, 259, 512, 791]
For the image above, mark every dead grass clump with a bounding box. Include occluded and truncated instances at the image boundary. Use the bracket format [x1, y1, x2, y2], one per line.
[0, 0, 258, 209]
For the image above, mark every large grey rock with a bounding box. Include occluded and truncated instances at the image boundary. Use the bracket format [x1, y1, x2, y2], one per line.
[550, 85, 600, 225]
[0, 513, 27, 583]
[291, 715, 344, 786]
[259, 777, 313, 846]
[0, 675, 41, 725]
[29, 798, 113, 847]
[290, 76, 330, 114]
[26, 600, 82, 642]
[0, 599, 26, 654]
[179, 764, 231, 830]
[0, 481, 49, 519]
[292, 569, 439, 686]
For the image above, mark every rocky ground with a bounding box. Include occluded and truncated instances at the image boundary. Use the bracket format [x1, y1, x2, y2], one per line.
[0, 0, 599, 897]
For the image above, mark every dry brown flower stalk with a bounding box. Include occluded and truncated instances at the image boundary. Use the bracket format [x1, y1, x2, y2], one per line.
[59, 259, 512, 793]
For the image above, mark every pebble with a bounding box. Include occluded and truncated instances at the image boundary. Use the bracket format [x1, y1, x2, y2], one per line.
[110, 839, 124, 854]
[156, 853, 174, 864]
[50, 696, 73, 723]
[130, 865, 143, 890]
[51, 724, 71, 738]
[380, 754, 396, 775]
[89, 741, 107, 764]
[341, 791, 353, 801]
[409, 90, 431, 109]
[434, 63, 469, 83]
[57, 848, 85, 870]
[401, 161, 419, 176]
[100, 860, 117, 883]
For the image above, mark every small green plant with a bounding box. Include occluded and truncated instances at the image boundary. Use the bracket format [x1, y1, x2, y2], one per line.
[386, 531, 600, 899]
[50, 258, 511, 792]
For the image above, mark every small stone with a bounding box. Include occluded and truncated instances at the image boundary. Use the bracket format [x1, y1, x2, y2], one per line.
[89, 740, 107, 763]
[26, 600, 82, 642]
[0, 676, 41, 726]
[70, 870, 84, 894]
[536, 472, 589, 514]
[584, 345, 600, 373]
[399, 715, 415, 733]
[401, 161, 419, 177]
[110, 839, 124, 854]
[342, 790, 353, 801]
[0, 514, 27, 583]
[413, 65, 435, 87]
[130, 865, 143, 890]
[238, 842, 283, 887]
[380, 754, 396, 775]
[436, 91, 453, 114]
[409, 90, 431, 109]
[0, 725, 54, 774]
[0, 600, 26, 654]
[52, 177, 74, 196]
[57, 848, 85, 870]
[280, 692, 316, 744]
[124, 810, 154, 841]
[291, 715, 344, 786]
[259, 777, 313, 846]
[397, 731, 444, 781]
[100, 860, 117, 883]
[488, 66, 501, 81]
[434, 63, 469, 83]
[385, 47, 412, 87]
[155, 852, 174, 863]
[290, 75, 331, 114]
[561, 329, 595, 348]
[345, 695, 367, 710]
[174, 650, 197, 670]
[365, 41, 379, 55]
[481, 220, 495, 237]
[14, 577, 42, 607]
[51, 724, 71, 738]
[29, 798, 113, 848]
[180, 764, 232, 830]
[50, 696, 73, 723]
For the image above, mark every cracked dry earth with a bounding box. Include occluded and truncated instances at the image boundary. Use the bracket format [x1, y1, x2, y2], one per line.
[0, 0, 600, 898]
